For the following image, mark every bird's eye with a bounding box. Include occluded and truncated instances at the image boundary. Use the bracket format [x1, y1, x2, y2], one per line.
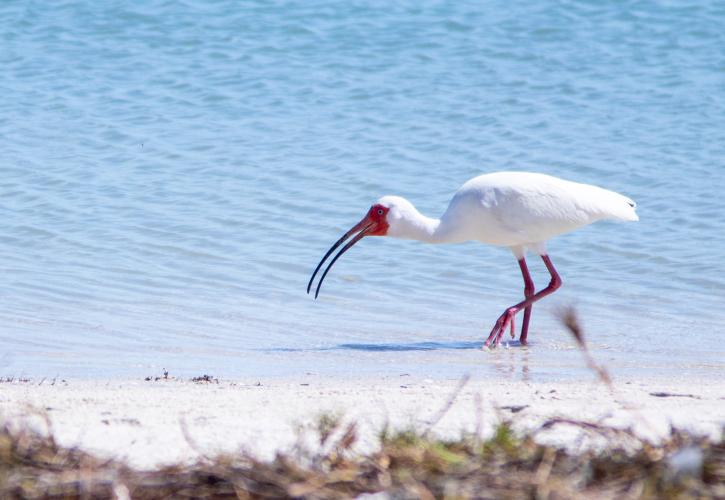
[377, 209, 384, 215]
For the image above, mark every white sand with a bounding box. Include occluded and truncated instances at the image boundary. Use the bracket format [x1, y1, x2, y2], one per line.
[1, 375, 723, 469]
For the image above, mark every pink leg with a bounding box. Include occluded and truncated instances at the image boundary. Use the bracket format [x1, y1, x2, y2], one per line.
[484, 255, 562, 348]
[518, 258, 535, 345]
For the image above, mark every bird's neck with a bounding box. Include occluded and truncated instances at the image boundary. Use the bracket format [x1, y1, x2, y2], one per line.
[389, 205, 462, 244]
[405, 214, 441, 243]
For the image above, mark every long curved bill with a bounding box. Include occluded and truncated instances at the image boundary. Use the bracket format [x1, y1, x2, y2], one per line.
[307, 218, 373, 299]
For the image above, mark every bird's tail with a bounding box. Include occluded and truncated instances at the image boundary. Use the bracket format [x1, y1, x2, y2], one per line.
[600, 189, 639, 222]
[576, 183, 639, 222]
[619, 197, 639, 221]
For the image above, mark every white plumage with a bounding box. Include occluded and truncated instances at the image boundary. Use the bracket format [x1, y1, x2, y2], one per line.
[309, 171, 638, 348]
[435, 172, 638, 249]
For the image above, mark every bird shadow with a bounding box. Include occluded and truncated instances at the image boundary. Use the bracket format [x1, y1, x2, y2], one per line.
[333, 341, 482, 352]
[262, 340, 528, 353]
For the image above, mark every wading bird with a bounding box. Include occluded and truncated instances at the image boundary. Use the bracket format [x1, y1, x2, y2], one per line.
[307, 172, 638, 348]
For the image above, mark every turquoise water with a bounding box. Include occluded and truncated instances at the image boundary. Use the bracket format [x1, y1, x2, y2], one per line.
[1, 1, 724, 380]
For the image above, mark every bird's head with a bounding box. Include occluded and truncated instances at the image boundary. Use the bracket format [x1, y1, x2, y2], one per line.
[308, 196, 423, 299]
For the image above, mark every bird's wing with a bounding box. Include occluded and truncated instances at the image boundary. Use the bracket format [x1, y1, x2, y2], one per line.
[459, 173, 638, 245]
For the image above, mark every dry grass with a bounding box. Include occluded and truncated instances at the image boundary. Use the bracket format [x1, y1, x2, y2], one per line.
[0, 413, 722, 499]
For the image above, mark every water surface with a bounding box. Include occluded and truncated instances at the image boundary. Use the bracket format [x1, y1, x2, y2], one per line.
[1, 0, 724, 380]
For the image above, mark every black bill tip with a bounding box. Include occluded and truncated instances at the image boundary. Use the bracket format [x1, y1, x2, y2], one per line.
[309, 224, 371, 299]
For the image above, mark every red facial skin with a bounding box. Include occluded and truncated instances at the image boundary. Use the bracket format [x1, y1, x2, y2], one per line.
[363, 204, 389, 236]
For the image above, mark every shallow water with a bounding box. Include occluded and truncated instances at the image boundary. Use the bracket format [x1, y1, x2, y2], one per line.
[1, 1, 724, 380]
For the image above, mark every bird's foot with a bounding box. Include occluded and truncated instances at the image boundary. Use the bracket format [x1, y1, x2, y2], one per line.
[483, 307, 517, 349]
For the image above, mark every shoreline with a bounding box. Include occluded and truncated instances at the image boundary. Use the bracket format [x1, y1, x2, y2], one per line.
[1, 374, 722, 469]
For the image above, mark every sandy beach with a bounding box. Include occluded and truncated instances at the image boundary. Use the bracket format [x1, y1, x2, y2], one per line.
[1, 374, 722, 470]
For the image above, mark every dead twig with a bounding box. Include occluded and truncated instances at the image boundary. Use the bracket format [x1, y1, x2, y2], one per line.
[558, 306, 612, 389]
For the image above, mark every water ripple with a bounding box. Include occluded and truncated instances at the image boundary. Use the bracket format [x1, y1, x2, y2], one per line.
[0, 0, 723, 377]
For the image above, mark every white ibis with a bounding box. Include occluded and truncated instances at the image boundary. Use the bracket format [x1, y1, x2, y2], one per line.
[308, 172, 638, 348]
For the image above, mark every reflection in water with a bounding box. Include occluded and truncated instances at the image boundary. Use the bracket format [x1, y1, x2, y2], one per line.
[334, 339, 531, 382]
[491, 345, 530, 382]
